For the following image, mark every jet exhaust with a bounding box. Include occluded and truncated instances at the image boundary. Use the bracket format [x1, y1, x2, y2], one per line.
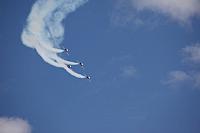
[21, 0, 89, 79]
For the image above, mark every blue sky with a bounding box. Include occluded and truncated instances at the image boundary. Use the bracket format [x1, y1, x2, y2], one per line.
[0, 0, 200, 133]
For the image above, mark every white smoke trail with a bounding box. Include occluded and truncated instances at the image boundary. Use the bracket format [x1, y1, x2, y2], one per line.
[21, 0, 88, 79]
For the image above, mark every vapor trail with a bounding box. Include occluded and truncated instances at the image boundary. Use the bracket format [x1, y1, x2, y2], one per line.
[21, 0, 88, 78]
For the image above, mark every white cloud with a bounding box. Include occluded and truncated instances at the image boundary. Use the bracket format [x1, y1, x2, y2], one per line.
[182, 43, 200, 64]
[165, 43, 200, 89]
[120, 66, 137, 78]
[0, 117, 31, 133]
[111, 0, 200, 27]
[193, 73, 200, 87]
[165, 71, 200, 89]
[164, 70, 191, 86]
[132, 0, 200, 23]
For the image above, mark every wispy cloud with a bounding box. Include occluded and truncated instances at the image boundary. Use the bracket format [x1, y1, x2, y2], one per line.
[0, 117, 31, 133]
[111, 0, 143, 28]
[105, 55, 138, 80]
[164, 43, 200, 89]
[163, 70, 191, 87]
[194, 73, 200, 87]
[182, 43, 200, 64]
[111, 0, 200, 27]
[132, 0, 200, 23]
[120, 65, 137, 78]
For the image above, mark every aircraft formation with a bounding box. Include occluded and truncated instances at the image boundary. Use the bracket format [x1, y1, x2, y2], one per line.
[21, 0, 91, 80]
[45, 45, 91, 80]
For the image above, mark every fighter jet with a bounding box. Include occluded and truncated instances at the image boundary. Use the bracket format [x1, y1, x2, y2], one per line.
[79, 62, 84, 67]
[86, 75, 91, 80]
[63, 48, 69, 53]
[67, 65, 72, 68]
